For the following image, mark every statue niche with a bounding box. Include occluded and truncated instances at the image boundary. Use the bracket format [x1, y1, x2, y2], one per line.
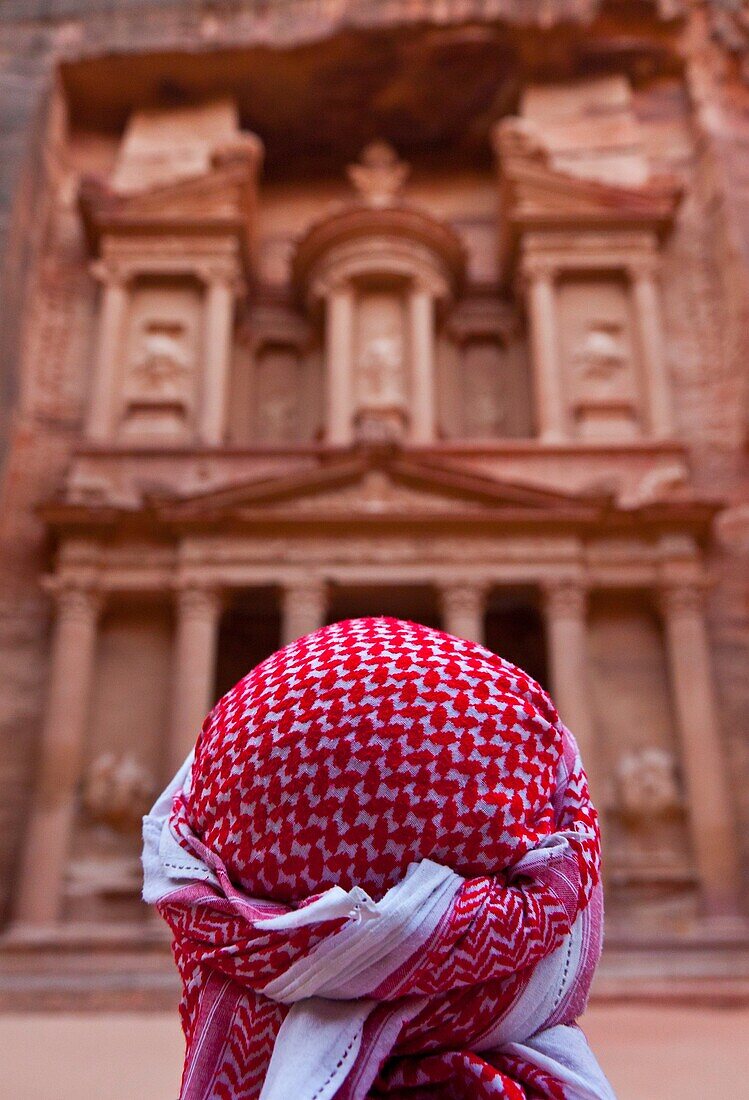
[558, 275, 643, 441]
[254, 342, 303, 444]
[354, 289, 409, 443]
[292, 142, 465, 446]
[440, 298, 533, 441]
[119, 276, 202, 441]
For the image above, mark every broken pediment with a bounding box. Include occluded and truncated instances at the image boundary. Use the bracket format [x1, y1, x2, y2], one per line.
[493, 76, 681, 245]
[78, 100, 263, 258]
[494, 118, 680, 236]
[79, 152, 261, 249]
[154, 452, 601, 526]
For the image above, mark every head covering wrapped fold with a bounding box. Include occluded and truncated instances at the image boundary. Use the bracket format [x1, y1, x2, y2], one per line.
[143, 617, 614, 1100]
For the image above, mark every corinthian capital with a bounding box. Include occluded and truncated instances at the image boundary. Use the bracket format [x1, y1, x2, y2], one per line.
[658, 583, 704, 620]
[54, 583, 104, 623]
[520, 254, 559, 284]
[440, 582, 486, 618]
[175, 584, 224, 620]
[542, 579, 587, 619]
[283, 579, 328, 617]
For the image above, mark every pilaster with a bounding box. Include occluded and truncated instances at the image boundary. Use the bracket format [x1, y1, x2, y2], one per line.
[440, 581, 486, 644]
[281, 579, 328, 647]
[659, 583, 741, 916]
[15, 583, 103, 926]
[167, 584, 224, 771]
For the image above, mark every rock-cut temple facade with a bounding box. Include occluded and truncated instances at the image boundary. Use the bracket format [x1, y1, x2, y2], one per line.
[0, 0, 747, 1007]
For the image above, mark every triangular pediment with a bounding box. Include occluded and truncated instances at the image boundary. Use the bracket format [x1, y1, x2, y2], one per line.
[156, 451, 601, 526]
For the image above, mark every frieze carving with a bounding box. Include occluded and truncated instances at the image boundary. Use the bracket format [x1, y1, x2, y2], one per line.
[258, 472, 490, 517]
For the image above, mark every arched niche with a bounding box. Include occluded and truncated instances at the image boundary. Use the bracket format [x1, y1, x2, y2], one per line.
[292, 145, 466, 446]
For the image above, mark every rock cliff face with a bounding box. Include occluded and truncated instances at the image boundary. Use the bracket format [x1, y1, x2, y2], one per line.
[0, 0, 747, 1002]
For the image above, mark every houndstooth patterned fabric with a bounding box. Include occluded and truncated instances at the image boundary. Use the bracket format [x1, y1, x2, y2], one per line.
[147, 617, 608, 1100]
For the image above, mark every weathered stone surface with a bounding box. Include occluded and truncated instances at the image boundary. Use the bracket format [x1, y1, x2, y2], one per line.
[0, 0, 747, 1001]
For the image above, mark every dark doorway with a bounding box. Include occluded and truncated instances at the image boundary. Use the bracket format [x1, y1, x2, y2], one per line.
[326, 584, 441, 631]
[215, 587, 282, 699]
[485, 587, 549, 690]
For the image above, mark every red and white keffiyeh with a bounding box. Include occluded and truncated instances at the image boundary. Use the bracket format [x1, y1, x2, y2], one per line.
[143, 617, 614, 1100]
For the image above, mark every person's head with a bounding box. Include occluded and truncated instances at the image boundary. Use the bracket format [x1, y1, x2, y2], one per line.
[144, 616, 607, 1100]
[186, 616, 577, 902]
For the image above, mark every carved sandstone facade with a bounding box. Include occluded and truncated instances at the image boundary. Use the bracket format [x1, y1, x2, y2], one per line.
[0, 1, 747, 1006]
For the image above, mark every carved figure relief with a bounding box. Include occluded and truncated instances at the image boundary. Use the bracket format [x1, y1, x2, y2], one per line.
[610, 747, 689, 882]
[558, 275, 642, 441]
[130, 320, 192, 392]
[120, 279, 202, 440]
[462, 338, 508, 438]
[352, 291, 409, 442]
[359, 332, 405, 409]
[82, 752, 155, 834]
[616, 747, 681, 822]
[573, 323, 628, 384]
[254, 346, 302, 443]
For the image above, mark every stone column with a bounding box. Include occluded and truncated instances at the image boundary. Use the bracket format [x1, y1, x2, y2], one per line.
[281, 579, 328, 647]
[15, 584, 102, 926]
[199, 269, 236, 446]
[524, 261, 566, 443]
[409, 288, 436, 444]
[659, 584, 740, 916]
[168, 585, 223, 771]
[440, 582, 486, 644]
[325, 287, 355, 446]
[542, 581, 599, 794]
[86, 267, 128, 442]
[631, 261, 673, 439]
